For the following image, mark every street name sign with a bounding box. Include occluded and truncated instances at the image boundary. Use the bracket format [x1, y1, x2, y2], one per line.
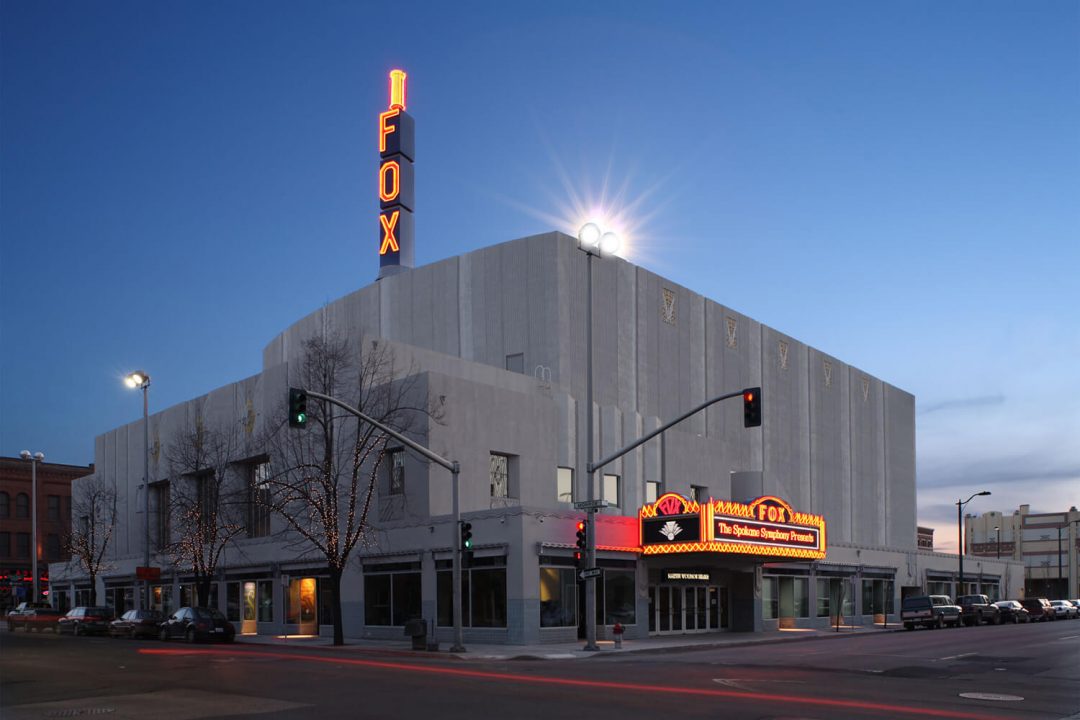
[573, 500, 610, 511]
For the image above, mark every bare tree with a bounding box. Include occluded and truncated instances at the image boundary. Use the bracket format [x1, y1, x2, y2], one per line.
[262, 332, 439, 645]
[65, 475, 118, 606]
[165, 410, 247, 608]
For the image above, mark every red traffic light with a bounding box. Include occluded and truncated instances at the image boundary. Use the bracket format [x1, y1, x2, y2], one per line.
[576, 521, 585, 532]
[743, 386, 762, 428]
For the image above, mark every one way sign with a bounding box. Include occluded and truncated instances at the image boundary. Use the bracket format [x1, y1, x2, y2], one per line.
[579, 568, 602, 580]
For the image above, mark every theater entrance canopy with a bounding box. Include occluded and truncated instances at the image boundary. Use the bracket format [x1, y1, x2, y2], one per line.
[639, 493, 826, 561]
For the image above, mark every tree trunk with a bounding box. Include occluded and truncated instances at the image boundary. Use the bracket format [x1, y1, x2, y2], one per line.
[196, 575, 212, 607]
[330, 567, 344, 646]
[89, 571, 98, 606]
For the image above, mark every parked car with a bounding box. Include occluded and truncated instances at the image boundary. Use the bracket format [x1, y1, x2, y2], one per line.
[58, 606, 115, 636]
[902, 595, 962, 630]
[109, 609, 165, 639]
[1019, 598, 1055, 622]
[6, 602, 51, 631]
[992, 600, 1030, 624]
[1049, 600, 1078, 620]
[957, 594, 1001, 626]
[12, 607, 62, 632]
[159, 607, 235, 643]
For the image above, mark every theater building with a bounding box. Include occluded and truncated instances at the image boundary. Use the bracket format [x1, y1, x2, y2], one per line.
[51, 73, 1019, 642]
[50, 230, 1020, 642]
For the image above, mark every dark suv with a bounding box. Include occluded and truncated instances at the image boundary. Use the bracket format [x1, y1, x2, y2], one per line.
[1019, 597, 1054, 622]
[902, 595, 962, 630]
[159, 607, 235, 643]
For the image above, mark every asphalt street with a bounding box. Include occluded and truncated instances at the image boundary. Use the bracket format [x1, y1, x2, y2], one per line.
[2, 620, 1077, 719]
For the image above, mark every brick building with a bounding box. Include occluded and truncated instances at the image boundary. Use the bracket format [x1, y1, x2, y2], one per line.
[0, 456, 92, 609]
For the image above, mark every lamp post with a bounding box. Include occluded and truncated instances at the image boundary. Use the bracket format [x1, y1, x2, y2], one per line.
[125, 371, 151, 610]
[578, 222, 619, 652]
[957, 490, 991, 598]
[1068, 518, 1080, 599]
[994, 525, 1000, 559]
[19, 450, 45, 603]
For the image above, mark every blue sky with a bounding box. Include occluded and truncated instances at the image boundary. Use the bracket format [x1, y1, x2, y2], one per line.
[2, 0, 1077, 551]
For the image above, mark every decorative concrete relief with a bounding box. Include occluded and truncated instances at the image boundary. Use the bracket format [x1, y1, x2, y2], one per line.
[661, 288, 676, 325]
[823, 360, 833, 388]
[778, 340, 789, 370]
[861, 377, 870, 402]
[725, 316, 737, 348]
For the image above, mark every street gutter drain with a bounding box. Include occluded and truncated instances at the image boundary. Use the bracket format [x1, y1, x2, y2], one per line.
[44, 709, 115, 717]
[959, 693, 1024, 702]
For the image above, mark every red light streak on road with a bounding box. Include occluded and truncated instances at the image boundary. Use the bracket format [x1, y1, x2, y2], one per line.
[139, 648, 1006, 720]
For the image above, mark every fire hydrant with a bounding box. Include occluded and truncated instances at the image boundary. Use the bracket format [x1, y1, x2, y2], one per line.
[612, 622, 624, 649]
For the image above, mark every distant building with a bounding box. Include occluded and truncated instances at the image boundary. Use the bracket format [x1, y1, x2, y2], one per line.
[966, 504, 1080, 599]
[0, 456, 92, 609]
[916, 526, 934, 551]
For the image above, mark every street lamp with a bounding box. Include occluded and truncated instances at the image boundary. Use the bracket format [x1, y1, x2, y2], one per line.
[578, 221, 619, 652]
[994, 525, 1000, 560]
[19, 450, 45, 603]
[125, 371, 151, 610]
[957, 490, 991, 597]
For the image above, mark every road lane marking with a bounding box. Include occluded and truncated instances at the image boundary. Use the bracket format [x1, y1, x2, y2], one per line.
[938, 652, 976, 661]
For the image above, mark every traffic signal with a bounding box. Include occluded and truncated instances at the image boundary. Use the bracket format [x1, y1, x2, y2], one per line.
[575, 520, 587, 568]
[743, 387, 761, 428]
[288, 388, 308, 428]
[460, 521, 474, 567]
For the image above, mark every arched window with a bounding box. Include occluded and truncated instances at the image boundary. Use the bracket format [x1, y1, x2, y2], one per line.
[16, 493, 29, 519]
[0, 491, 9, 518]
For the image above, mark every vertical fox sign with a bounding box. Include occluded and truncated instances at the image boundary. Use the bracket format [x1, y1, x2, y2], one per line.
[377, 69, 415, 278]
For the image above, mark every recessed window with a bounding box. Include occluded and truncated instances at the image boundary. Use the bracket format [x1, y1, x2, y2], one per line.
[505, 353, 525, 374]
[603, 474, 621, 508]
[16, 532, 30, 558]
[556, 467, 573, 504]
[645, 481, 660, 504]
[690, 485, 707, 502]
[16, 493, 29, 519]
[0, 492, 8, 518]
[388, 449, 405, 495]
[47, 495, 61, 521]
[247, 461, 271, 538]
[490, 453, 510, 499]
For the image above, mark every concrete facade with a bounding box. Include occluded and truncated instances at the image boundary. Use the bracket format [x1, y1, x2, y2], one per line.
[50, 232, 1020, 641]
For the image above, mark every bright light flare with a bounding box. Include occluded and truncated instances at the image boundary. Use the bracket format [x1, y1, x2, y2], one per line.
[125, 371, 149, 389]
[599, 231, 620, 255]
[577, 222, 601, 248]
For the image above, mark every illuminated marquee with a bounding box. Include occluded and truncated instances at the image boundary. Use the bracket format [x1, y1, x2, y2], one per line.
[639, 493, 826, 560]
[377, 69, 415, 278]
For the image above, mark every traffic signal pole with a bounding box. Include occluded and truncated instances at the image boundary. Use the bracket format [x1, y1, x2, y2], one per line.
[583, 387, 759, 650]
[299, 389, 466, 652]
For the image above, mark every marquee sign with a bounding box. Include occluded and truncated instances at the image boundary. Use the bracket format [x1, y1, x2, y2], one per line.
[639, 493, 826, 560]
[377, 69, 415, 278]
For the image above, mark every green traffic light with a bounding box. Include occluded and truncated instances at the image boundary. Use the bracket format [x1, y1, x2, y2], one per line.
[464, 539, 472, 549]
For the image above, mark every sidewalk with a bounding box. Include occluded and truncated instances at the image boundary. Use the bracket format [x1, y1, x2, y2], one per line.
[233, 623, 901, 661]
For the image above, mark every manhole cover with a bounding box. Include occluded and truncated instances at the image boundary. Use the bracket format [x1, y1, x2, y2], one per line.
[959, 693, 1024, 702]
[44, 710, 115, 718]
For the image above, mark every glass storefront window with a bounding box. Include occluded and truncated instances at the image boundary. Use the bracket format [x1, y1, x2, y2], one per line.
[437, 557, 506, 628]
[604, 570, 636, 625]
[257, 580, 273, 622]
[762, 577, 777, 620]
[539, 567, 577, 628]
[363, 566, 421, 627]
[226, 582, 240, 622]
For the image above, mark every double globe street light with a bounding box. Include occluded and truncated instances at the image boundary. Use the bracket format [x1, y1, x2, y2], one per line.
[577, 221, 619, 652]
